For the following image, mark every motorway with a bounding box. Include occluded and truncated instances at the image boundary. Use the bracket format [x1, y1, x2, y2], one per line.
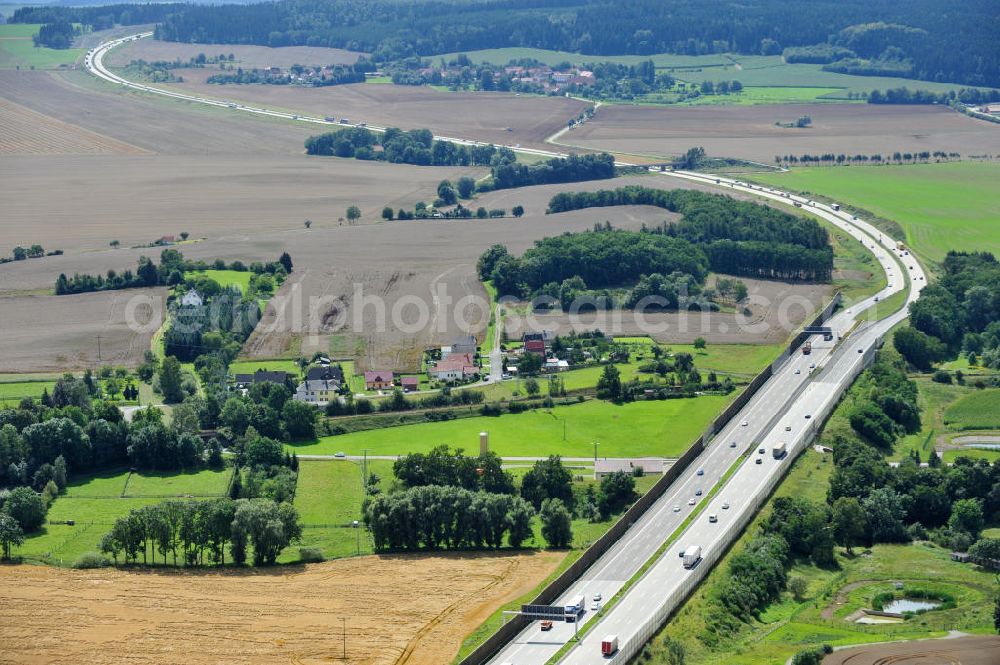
[83, 34, 925, 664]
[547, 176, 925, 664]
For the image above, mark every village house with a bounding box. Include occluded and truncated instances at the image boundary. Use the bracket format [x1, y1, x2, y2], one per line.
[364, 370, 394, 391]
[294, 377, 339, 405]
[429, 353, 478, 381]
[180, 290, 203, 307]
[442, 334, 478, 359]
[401, 376, 419, 392]
[234, 370, 290, 389]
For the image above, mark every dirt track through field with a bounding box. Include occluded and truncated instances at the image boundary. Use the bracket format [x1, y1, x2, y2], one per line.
[0, 551, 561, 665]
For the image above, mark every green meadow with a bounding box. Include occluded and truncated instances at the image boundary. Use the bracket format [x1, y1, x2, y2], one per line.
[754, 161, 1000, 262]
[0, 24, 84, 69]
[291, 395, 734, 459]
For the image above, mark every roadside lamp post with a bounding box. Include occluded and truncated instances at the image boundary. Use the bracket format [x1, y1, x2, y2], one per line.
[593, 441, 600, 462]
[352, 520, 360, 555]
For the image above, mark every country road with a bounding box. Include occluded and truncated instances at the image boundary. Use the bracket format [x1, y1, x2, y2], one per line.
[83, 34, 925, 665]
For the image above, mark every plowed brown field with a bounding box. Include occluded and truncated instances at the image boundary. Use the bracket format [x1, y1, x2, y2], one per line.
[0, 551, 561, 665]
[822, 635, 1000, 665]
[0, 97, 147, 155]
[566, 103, 1000, 163]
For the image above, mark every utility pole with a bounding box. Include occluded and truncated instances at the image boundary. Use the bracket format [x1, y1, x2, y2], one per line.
[96, 335, 102, 363]
[342, 617, 346, 659]
[593, 441, 600, 463]
[353, 520, 360, 555]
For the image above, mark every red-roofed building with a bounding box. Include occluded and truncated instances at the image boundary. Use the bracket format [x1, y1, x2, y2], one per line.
[401, 376, 419, 392]
[364, 370, 394, 390]
[430, 353, 478, 381]
[524, 339, 546, 354]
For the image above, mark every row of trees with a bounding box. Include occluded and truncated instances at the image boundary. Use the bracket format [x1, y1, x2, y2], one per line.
[490, 153, 615, 190]
[867, 86, 1000, 105]
[775, 150, 959, 165]
[365, 485, 536, 551]
[99, 497, 301, 566]
[55, 249, 292, 295]
[305, 126, 503, 167]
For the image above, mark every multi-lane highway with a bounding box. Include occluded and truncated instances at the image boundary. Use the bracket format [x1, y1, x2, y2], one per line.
[83, 34, 924, 664]
[488, 182, 921, 664]
[548, 176, 925, 664]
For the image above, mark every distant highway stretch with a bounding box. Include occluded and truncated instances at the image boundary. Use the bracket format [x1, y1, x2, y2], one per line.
[84, 34, 925, 665]
[84, 33, 571, 161]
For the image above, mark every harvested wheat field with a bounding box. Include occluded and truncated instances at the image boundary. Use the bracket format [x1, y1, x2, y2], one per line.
[0, 551, 561, 665]
[0, 289, 165, 373]
[0, 154, 482, 254]
[0, 70, 317, 155]
[0, 97, 148, 155]
[168, 74, 588, 148]
[822, 635, 1000, 665]
[106, 38, 366, 70]
[566, 103, 1000, 163]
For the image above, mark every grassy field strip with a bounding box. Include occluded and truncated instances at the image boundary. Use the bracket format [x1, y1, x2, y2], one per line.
[544, 451, 749, 664]
[753, 163, 1000, 263]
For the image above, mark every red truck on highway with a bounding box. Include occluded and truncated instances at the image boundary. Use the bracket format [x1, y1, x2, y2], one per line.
[602, 635, 619, 656]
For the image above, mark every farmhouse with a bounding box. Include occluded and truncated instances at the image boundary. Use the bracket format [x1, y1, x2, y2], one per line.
[234, 370, 290, 388]
[364, 370, 394, 390]
[523, 330, 555, 353]
[306, 364, 344, 384]
[294, 377, 339, 405]
[430, 353, 478, 381]
[180, 290, 203, 307]
[401, 376, 419, 392]
[442, 334, 478, 359]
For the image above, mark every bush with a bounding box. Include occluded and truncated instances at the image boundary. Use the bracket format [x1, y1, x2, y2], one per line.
[791, 645, 833, 665]
[73, 552, 109, 569]
[298, 546, 325, 563]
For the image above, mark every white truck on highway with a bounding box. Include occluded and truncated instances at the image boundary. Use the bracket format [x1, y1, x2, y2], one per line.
[772, 442, 787, 459]
[564, 594, 585, 622]
[682, 545, 702, 569]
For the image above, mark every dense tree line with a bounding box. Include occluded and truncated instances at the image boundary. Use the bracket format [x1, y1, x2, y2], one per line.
[899, 252, 1000, 369]
[867, 86, 1000, 105]
[480, 229, 709, 298]
[546, 186, 833, 282]
[55, 249, 292, 295]
[490, 153, 615, 190]
[19, 1, 986, 87]
[481, 187, 831, 299]
[776, 150, 960, 166]
[365, 485, 536, 551]
[393, 445, 515, 494]
[99, 497, 301, 566]
[305, 126, 502, 166]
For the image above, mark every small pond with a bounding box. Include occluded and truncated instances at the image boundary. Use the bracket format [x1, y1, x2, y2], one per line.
[882, 598, 940, 613]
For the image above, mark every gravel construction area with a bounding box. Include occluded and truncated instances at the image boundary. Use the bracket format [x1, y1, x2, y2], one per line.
[0, 551, 561, 665]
